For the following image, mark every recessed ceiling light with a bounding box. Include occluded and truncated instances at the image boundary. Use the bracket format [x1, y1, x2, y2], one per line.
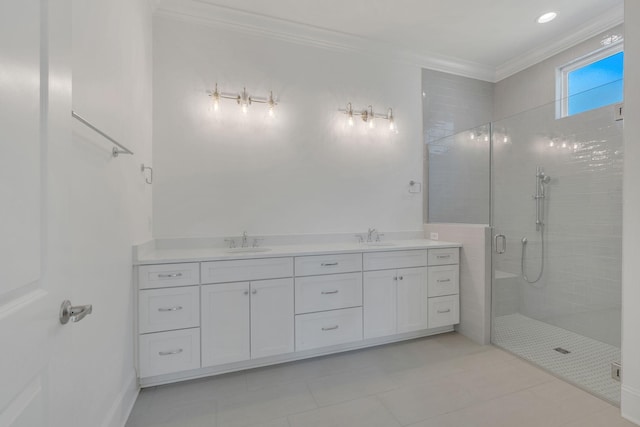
[537, 12, 557, 24]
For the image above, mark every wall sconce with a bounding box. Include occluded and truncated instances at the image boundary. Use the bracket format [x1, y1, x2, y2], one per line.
[339, 103, 396, 132]
[208, 83, 277, 116]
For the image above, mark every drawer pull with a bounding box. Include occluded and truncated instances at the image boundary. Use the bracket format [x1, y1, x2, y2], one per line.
[436, 255, 451, 259]
[437, 309, 451, 314]
[158, 273, 183, 278]
[321, 325, 339, 331]
[321, 262, 339, 267]
[158, 348, 183, 356]
[437, 279, 451, 283]
[321, 290, 339, 295]
[158, 306, 183, 312]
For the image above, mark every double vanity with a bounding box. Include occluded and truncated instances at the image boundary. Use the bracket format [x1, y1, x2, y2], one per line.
[134, 238, 461, 386]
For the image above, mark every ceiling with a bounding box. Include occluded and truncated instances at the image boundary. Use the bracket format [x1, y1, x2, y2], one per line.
[157, 0, 624, 81]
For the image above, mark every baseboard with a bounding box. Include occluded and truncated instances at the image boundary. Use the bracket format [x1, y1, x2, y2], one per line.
[101, 371, 139, 427]
[622, 385, 640, 425]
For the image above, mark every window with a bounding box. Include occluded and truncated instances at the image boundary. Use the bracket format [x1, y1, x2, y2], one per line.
[557, 44, 624, 118]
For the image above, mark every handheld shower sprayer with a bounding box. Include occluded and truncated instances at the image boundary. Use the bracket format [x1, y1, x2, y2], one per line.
[522, 167, 551, 284]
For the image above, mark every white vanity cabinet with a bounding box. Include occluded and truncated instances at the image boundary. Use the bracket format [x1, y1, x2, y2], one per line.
[136, 262, 202, 378]
[135, 243, 460, 386]
[200, 258, 295, 367]
[201, 278, 294, 367]
[363, 250, 429, 339]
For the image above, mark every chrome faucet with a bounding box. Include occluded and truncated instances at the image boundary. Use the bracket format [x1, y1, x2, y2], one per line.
[367, 228, 377, 243]
[241, 231, 249, 248]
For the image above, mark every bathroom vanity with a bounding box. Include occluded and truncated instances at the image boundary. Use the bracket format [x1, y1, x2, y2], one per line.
[134, 239, 461, 386]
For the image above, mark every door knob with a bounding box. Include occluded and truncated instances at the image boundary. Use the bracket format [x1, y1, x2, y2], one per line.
[59, 300, 93, 324]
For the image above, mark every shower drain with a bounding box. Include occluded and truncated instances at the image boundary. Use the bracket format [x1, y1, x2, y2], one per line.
[554, 347, 571, 354]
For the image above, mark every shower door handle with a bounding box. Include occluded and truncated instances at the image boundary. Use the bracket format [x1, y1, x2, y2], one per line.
[494, 234, 506, 254]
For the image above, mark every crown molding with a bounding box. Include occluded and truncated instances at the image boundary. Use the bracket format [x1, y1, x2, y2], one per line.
[155, 0, 497, 82]
[155, 0, 624, 84]
[495, 3, 624, 82]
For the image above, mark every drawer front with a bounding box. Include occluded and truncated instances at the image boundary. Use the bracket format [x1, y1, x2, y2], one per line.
[139, 328, 200, 378]
[138, 263, 200, 289]
[295, 253, 362, 276]
[295, 307, 363, 351]
[139, 286, 200, 334]
[428, 295, 460, 329]
[427, 248, 459, 266]
[427, 265, 460, 297]
[363, 250, 427, 271]
[295, 272, 362, 314]
[201, 257, 293, 284]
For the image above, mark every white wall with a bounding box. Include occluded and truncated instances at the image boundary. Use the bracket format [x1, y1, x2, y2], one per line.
[152, 14, 423, 239]
[621, 2, 640, 424]
[69, 0, 152, 425]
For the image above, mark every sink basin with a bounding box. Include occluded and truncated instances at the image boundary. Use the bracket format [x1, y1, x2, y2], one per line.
[226, 247, 272, 253]
[363, 242, 396, 247]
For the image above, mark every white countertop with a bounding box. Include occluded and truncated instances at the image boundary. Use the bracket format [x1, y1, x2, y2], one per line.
[134, 239, 461, 265]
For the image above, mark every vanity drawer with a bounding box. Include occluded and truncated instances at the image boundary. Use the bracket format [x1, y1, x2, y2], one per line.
[201, 257, 293, 284]
[295, 253, 362, 276]
[139, 286, 200, 334]
[295, 307, 363, 351]
[427, 265, 459, 297]
[363, 250, 427, 271]
[138, 263, 200, 289]
[295, 272, 362, 314]
[139, 328, 201, 378]
[428, 295, 460, 329]
[427, 248, 459, 266]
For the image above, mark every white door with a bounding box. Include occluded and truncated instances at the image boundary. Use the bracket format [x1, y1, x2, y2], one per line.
[250, 278, 294, 359]
[397, 267, 429, 333]
[201, 282, 251, 367]
[363, 270, 397, 338]
[1, 1, 77, 426]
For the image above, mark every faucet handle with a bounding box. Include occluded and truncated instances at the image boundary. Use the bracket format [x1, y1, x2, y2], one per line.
[354, 234, 364, 243]
[252, 238, 264, 248]
[224, 238, 236, 248]
[375, 233, 384, 242]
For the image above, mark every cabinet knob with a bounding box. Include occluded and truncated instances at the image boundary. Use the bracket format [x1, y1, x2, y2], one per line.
[243, 290, 249, 295]
[252, 289, 257, 295]
[399, 276, 403, 280]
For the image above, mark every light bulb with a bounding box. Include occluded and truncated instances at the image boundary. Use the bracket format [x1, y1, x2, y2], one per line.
[503, 136, 508, 143]
[348, 114, 354, 127]
[369, 118, 374, 129]
[389, 120, 395, 131]
[269, 106, 274, 117]
[470, 132, 475, 140]
[573, 143, 578, 150]
[549, 141, 554, 147]
[242, 103, 248, 114]
[484, 135, 489, 142]
[562, 141, 567, 148]
[213, 99, 219, 112]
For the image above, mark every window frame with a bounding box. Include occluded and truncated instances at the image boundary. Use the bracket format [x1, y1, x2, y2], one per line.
[556, 41, 623, 119]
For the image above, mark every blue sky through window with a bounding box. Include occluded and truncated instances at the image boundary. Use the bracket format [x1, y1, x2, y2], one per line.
[567, 51, 624, 116]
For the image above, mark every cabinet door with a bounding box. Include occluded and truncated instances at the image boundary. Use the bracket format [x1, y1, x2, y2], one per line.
[363, 270, 397, 339]
[250, 278, 295, 359]
[201, 282, 250, 367]
[397, 267, 428, 333]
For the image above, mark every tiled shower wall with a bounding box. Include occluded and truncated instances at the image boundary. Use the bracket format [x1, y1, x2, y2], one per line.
[492, 101, 623, 347]
[422, 69, 494, 224]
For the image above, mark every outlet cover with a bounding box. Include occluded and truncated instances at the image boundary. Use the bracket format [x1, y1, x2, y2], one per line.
[430, 232, 439, 240]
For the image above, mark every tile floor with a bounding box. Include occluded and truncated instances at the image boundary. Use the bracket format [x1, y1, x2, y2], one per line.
[493, 313, 621, 404]
[126, 333, 636, 427]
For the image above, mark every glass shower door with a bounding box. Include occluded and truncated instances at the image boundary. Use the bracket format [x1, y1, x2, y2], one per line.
[490, 88, 624, 404]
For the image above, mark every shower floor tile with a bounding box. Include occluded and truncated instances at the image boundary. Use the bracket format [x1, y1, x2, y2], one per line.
[493, 313, 621, 404]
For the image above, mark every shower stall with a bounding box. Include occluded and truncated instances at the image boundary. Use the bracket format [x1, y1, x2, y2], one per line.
[427, 82, 624, 404]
